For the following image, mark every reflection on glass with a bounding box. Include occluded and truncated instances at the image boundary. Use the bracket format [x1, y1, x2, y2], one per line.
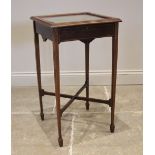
[44, 15, 103, 23]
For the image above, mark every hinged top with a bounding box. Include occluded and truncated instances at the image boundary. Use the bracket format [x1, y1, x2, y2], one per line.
[31, 12, 122, 28]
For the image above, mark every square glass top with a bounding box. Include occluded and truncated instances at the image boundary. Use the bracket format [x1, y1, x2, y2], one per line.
[31, 12, 121, 27]
[44, 14, 103, 23]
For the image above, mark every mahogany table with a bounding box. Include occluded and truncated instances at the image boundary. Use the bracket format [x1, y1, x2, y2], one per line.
[31, 12, 121, 147]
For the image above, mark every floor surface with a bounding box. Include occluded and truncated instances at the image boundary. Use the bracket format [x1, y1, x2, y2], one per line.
[12, 85, 143, 155]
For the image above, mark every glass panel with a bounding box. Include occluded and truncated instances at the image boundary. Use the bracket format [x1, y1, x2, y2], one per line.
[44, 14, 103, 23]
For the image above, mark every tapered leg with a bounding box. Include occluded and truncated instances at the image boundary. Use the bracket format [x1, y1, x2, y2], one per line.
[52, 30, 63, 147]
[33, 22, 44, 120]
[110, 32, 118, 133]
[85, 42, 90, 110]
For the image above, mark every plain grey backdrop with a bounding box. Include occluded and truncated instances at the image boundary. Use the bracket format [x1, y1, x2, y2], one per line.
[11, 0, 142, 86]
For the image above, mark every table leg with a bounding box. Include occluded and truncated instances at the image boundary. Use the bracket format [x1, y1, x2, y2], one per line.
[52, 32, 63, 147]
[85, 42, 90, 110]
[33, 22, 44, 120]
[110, 29, 118, 133]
